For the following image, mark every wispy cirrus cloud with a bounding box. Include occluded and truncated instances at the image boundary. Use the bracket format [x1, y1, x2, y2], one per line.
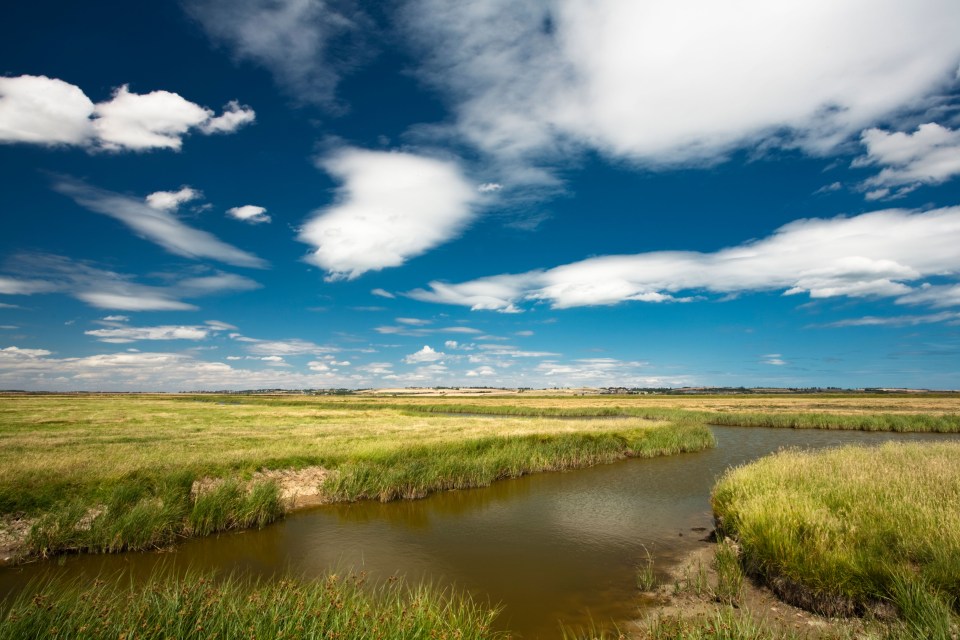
[410, 206, 960, 312]
[299, 147, 479, 280]
[85, 325, 213, 343]
[56, 179, 267, 269]
[0, 75, 254, 150]
[183, 0, 374, 107]
[821, 312, 960, 328]
[0, 253, 261, 311]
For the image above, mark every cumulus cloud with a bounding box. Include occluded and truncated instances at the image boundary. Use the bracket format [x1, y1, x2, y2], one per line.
[855, 123, 960, 199]
[227, 205, 271, 224]
[0, 253, 261, 311]
[401, 0, 960, 178]
[0, 75, 254, 150]
[56, 179, 266, 268]
[146, 187, 201, 211]
[0, 75, 94, 145]
[184, 0, 373, 106]
[410, 206, 960, 311]
[404, 345, 446, 363]
[85, 325, 212, 344]
[299, 148, 479, 280]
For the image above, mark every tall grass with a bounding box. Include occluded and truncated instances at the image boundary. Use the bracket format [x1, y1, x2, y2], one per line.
[712, 442, 960, 633]
[0, 570, 503, 640]
[323, 424, 714, 502]
[26, 479, 283, 558]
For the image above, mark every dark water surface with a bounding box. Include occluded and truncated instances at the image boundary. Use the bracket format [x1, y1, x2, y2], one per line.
[2, 426, 957, 638]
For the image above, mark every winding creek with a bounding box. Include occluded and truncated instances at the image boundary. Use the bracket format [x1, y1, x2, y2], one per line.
[2, 425, 959, 637]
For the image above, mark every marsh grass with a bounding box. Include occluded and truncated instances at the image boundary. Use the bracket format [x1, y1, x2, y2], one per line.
[713, 539, 743, 606]
[323, 424, 713, 502]
[26, 478, 283, 558]
[0, 395, 714, 559]
[643, 607, 814, 640]
[637, 546, 657, 591]
[0, 569, 503, 640]
[712, 442, 960, 633]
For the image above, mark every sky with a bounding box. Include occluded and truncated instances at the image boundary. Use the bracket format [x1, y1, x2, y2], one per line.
[2, 1, 960, 391]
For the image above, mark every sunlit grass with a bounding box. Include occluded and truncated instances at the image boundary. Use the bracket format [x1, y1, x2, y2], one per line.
[0, 569, 504, 640]
[0, 395, 713, 558]
[712, 443, 960, 636]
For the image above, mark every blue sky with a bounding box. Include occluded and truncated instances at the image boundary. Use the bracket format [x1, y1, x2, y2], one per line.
[2, 0, 960, 391]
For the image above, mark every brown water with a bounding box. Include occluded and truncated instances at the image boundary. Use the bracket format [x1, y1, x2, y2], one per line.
[2, 426, 957, 638]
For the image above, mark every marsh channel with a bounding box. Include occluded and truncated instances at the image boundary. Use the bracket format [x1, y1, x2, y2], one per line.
[2, 425, 958, 638]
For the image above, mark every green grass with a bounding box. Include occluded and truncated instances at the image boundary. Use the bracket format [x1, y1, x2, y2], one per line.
[0, 395, 714, 560]
[0, 569, 503, 640]
[712, 442, 960, 635]
[712, 539, 743, 606]
[323, 423, 714, 502]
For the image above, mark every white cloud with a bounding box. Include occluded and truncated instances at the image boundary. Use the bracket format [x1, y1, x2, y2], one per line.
[371, 288, 395, 299]
[1, 253, 260, 311]
[478, 182, 502, 193]
[0, 346, 364, 392]
[102, 315, 130, 323]
[205, 320, 239, 330]
[56, 180, 266, 268]
[532, 357, 664, 386]
[146, 187, 201, 211]
[823, 312, 960, 328]
[402, 0, 960, 178]
[299, 148, 479, 280]
[227, 205, 271, 224]
[477, 345, 560, 358]
[404, 345, 446, 364]
[410, 206, 960, 311]
[242, 338, 335, 357]
[855, 123, 960, 198]
[396, 317, 431, 326]
[466, 366, 495, 377]
[85, 325, 212, 344]
[375, 324, 482, 337]
[896, 283, 960, 308]
[184, 0, 371, 106]
[0, 76, 254, 150]
[761, 354, 787, 366]
[0, 75, 94, 145]
[200, 100, 257, 133]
